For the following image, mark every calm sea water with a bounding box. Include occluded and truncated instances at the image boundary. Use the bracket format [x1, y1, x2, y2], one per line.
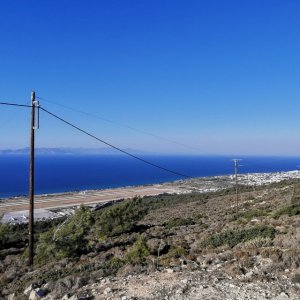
[1, 155, 300, 198]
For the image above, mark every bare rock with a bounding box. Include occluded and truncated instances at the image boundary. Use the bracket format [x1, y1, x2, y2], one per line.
[28, 288, 46, 300]
[74, 276, 88, 289]
[52, 277, 74, 298]
[166, 268, 174, 273]
[24, 283, 38, 296]
[277, 292, 289, 299]
[104, 287, 112, 295]
[68, 295, 79, 300]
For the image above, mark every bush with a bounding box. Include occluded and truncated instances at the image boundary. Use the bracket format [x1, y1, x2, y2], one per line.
[0, 217, 68, 252]
[237, 209, 269, 221]
[167, 246, 187, 258]
[0, 223, 28, 250]
[164, 217, 195, 229]
[272, 203, 300, 219]
[243, 236, 273, 248]
[124, 235, 150, 265]
[291, 184, 300, 205]
[202, 225, 276, 249]
[105, 257, 125, 275]
[96, 196, 147, 237]
[35, 205, 94, 263]
[0, 223, 10, 249]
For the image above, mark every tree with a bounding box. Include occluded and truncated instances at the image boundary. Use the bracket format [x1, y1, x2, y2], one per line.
[35, 205, 94, 263]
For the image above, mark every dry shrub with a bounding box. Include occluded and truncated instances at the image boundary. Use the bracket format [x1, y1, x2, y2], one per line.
[273, 229, 300, 248]
[186, 253, 197, 262]
[233, 249, 254, 268]
[236, 247, 260, 256]
[272, 203, 300, 219]
[270, 249, 282, 263]
[223, 263, 245, 277]
[259, 262, 284, 274]
[260, 247, 282, 261]
[218, 250, 234, 262]
[177, 238, 190, 251]
[271, 219, 284, 227]
[243, 237, 273, 248]
[189, 240, 201, 254]
[236, 218, 248, 226]
[281, 249, 300, 269]
[159, 256, 180, 267]
[201, 252, 219, 266]
[260, 248, 270, 259]
[0, 274, 10, 286]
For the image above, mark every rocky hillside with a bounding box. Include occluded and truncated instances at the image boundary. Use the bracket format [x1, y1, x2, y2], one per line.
[0, 180, 300, 299]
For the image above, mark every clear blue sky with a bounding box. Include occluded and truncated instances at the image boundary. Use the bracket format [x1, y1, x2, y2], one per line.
[1, 0, 300, 155]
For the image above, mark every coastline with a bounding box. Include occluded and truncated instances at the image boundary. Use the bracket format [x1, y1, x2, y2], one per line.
[1, 170, 300, 224]
[2, 154, 300, 200]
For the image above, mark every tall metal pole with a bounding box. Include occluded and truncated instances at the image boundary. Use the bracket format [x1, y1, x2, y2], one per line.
[28, 91, 35, 266]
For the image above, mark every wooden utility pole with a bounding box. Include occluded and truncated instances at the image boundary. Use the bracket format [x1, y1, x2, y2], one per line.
[233, 159, 240, 214]
[28, 91, 35, 266]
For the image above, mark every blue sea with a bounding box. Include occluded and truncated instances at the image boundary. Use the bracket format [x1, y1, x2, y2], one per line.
[1, 154, 300, 198]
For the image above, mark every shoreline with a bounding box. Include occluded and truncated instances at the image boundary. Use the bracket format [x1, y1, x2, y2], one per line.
[1, 170, 300, 224]
[0, 181, 167, 201]
[2, 169, 300, 202]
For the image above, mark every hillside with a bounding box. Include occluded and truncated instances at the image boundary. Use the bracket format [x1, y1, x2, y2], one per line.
[0, 180, 300, 299]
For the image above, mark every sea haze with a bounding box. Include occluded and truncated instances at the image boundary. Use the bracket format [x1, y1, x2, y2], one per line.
[1, 155, 300, 198]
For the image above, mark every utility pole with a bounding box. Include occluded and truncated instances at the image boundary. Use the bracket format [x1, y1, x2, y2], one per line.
[28, 91, 39, 266]
[232, 159, 241, 214]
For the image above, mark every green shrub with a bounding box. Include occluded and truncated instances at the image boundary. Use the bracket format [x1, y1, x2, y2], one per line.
[237, 209, 269, 221]
[105, 257, 125, 275]
[202, 225, 276, 249]
[96, 196, 147, 237]
[272, 203, 300, 219]
[164, 217, 195, 229]
[0, 223, 10, 249]
[0, 216, 68, 252]
[167, 246, 187, 258]
[140, 189, 248, 212]
[124, 235, 150, 265]
[0, 223, 28, 250]
[35, 205, 94, 263]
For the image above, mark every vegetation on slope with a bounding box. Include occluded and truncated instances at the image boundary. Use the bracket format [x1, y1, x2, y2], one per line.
[201, 225, 276, 248]
[1, 180, 300, 298]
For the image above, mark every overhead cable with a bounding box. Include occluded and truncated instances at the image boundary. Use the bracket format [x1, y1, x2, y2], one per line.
[0, 102, 32, 108]
[37, 96, 202, 153]
[40, 106, 191, 179]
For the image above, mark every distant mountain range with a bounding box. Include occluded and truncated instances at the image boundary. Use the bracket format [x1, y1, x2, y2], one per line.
[0, 147, 149, 155]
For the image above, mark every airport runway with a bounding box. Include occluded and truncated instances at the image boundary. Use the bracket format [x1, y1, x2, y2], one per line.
[0, 185, 183, 214]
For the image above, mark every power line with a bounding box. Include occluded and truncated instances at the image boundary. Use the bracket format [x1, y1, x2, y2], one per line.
[0, 102, 32, 108]
[40, 106, 191, 179]
[37, 96, 202, 153]
[0, 100, 192, 178]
